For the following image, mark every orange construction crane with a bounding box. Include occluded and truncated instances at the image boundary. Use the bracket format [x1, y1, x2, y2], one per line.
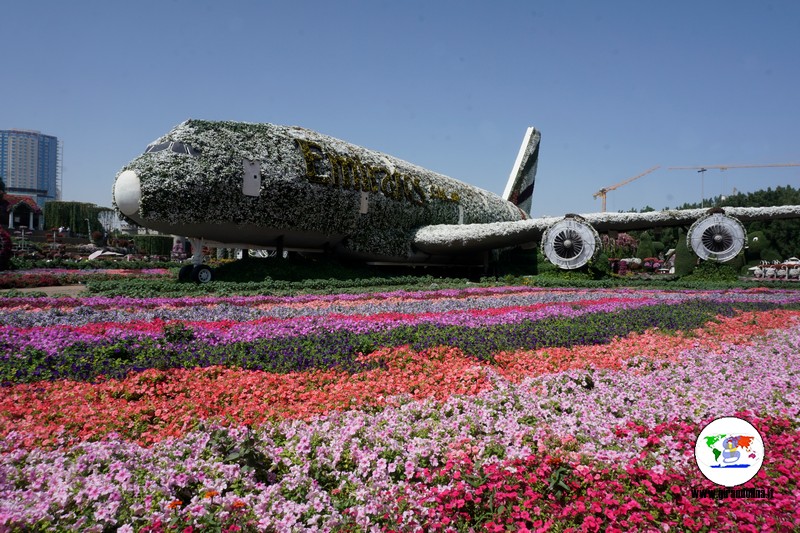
[593, 166, 660, 212]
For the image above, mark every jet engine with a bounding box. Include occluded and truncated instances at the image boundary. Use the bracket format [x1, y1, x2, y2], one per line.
[687, 211, 746, 262]
[541, 215, 601, 269]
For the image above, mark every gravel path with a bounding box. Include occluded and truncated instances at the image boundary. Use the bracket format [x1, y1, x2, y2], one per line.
[0, 285, 87, 297]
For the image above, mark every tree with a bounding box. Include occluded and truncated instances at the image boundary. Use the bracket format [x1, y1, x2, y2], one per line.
[98, 209, 117, 232]
[44, 201, 110, 235]
[637, 231, 655, 259]
[719, 185, 800, 259]
[674, 229, 695, 277]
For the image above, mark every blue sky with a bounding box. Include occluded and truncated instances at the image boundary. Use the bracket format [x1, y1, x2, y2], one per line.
[2, 0, 798, 217]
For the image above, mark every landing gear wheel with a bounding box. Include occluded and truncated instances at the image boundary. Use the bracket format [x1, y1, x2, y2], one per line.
[178, 265, 194, 282]
[191, 265, 213, 283]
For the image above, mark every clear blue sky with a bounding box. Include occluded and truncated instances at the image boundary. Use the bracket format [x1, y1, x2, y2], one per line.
[2, 0, 798, 217]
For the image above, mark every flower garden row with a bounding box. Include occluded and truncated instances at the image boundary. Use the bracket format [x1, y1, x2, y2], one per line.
[3, 287, 800, 384]
[1, 286, 799, 531]
[0, 268, 170, 290]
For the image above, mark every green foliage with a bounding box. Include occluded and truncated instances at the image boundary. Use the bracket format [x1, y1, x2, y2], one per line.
[761, 248, 782, 262]
[727, 252, 745, 273]
[84, 274, 474, 298]
[588, 253, 611, 279]
[162, 323, 195, 343]
[680, 260, 739, 282]
[758, 219, 800, 260]
[637, 232, 655, 259]
[674, 230, 695, 277]
[658, 228, 679, 253]
[746, 231, 768, 256]
[131, 235, 173, 256]
[8, 257, 176, 271]
[548, 464, 573, 499]
[43, 201, 111, 233]
[535, 256, 594, 281]
[207, 427, 275, 485]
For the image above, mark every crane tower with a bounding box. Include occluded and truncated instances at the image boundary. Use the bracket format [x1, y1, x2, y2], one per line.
[593, 166, 660, 212]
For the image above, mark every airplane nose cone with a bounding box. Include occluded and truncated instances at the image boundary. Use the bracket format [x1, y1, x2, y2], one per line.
[114, 170, 141, 217]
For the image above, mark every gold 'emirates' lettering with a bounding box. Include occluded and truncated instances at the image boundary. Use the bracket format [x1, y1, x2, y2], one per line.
[295, 139, 328, 184]
[295, 139, 458, 206]
[329, 153, 372, 192]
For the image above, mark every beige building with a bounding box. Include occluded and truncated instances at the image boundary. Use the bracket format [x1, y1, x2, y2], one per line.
[0, 129, 62, 208]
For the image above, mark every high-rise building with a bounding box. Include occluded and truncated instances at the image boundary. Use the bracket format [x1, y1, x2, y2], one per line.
[0, 129, 62, 207]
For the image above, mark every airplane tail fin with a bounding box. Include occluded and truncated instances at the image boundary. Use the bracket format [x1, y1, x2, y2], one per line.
[502, 127, 540, 216]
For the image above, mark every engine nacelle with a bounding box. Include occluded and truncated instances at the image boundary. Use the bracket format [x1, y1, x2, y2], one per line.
[541, 215, 601, 269]
[687, 211, 746, 262]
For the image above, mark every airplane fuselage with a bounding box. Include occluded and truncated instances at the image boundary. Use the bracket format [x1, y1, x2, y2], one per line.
[114, 120, 526, 261]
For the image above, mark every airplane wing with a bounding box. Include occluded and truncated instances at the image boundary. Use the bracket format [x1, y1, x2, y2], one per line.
[413, 205, 800, 267]
[412, 216, 557, 254]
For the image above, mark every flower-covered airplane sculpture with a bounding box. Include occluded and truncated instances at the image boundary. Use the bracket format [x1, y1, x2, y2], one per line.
[113, 120, 800, 282]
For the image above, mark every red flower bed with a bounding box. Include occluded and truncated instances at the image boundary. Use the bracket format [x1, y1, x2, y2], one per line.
[0, 345, 493, 448]
[494, 310, 800, 381]
[419, 415, 800, 532]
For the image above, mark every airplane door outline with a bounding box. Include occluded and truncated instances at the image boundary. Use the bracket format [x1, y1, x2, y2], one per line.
[242, 159, 261, 197]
